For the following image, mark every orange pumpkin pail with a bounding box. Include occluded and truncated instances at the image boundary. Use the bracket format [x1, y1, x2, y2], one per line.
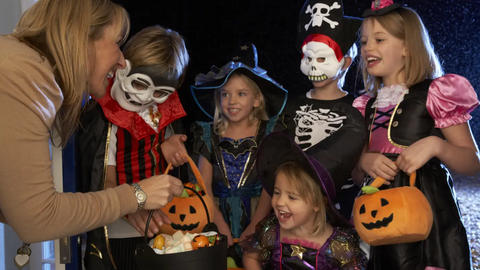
[353, 172, 433, 246]
[134, 155, 227, 270]
[159, 155, 215, 235]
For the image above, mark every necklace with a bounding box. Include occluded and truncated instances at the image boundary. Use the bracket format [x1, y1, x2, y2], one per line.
[148, 106, 162, 129]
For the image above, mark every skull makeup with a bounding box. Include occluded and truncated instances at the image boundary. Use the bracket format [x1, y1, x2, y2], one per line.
[300, 41, 345, 82]
[111, 60, 180, 112]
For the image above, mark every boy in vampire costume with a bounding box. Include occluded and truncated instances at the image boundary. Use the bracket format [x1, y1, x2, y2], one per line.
[275, 0, 367, 221]
[76, 26, 190, 270]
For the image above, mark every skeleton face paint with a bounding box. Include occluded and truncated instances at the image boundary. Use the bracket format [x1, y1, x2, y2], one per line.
[111, 60, 180, 112]
[300, 41, 345, 82]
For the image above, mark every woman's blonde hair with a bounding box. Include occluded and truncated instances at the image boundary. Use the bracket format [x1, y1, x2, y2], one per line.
[275, 162, 327, 236]
[360, 7, 443, 95]
[213, 72, 269, 136]
[122, 25, 189, 88]
[12, 0, 130, 146]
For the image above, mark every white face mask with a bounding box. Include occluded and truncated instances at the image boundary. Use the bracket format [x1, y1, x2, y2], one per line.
[111, 60, 179, 112]
[300, 41, 345, 82]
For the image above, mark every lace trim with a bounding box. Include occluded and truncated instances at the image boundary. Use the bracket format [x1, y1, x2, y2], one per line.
[372, 84, 409, 108]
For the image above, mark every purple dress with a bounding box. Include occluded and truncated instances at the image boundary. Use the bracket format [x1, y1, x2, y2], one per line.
[241, 213, 368, 269]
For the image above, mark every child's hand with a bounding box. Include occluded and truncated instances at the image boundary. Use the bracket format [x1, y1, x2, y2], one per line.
[160, 134, 188, 168]
[396, 136, 441, 175]
[239, 223, 255, 242]
[360, 152, 398, 181]
[217, 220, 234, 247]
[127, 209, 171, 238]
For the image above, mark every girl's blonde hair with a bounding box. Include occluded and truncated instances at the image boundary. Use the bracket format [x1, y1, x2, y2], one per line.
[275, 162, 327, 236]
[122, 25, 189, 88]
[13, 0, 130, 147]
[360, 7, 443, 95]
[213, 72, 269, 136]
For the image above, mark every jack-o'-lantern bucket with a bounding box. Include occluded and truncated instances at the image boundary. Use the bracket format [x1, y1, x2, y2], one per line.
[353, 172, 433, 246]
[158, 156, 215, 235]
[134, 155, 227, 270]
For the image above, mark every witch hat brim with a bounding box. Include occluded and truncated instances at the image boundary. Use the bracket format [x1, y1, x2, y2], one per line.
[191, 63, 288, 119]
[256, 132, 351, 227]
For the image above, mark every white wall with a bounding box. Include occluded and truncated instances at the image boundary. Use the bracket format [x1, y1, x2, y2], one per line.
[0, 0, 21, 35]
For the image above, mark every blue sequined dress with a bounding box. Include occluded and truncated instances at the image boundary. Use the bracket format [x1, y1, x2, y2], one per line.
[191, 119, 276, 259]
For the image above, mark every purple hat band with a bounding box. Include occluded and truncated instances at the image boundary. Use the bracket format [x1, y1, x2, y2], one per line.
[308, 157, 336, 203]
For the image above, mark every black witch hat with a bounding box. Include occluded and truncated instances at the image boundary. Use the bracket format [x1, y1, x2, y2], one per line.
[296, 0, 362, 58]
[191, 41, 288, 120]
[257, 132, 352, 228]
[362, 0, 402, 17]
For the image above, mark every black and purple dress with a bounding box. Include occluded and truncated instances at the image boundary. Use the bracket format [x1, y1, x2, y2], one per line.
[241, 213, 368, 269]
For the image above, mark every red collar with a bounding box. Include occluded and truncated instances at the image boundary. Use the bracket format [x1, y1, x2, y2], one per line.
[95, 79, 186, 140]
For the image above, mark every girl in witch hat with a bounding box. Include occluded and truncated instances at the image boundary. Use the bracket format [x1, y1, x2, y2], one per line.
[241, 132, 368, 269]
[353, 0, 479, 269]
[190, 41, 288, 267]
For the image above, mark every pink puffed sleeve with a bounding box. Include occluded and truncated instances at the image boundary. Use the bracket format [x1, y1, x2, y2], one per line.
[352, 94, 373, 117]
[427, 74, 479, 128]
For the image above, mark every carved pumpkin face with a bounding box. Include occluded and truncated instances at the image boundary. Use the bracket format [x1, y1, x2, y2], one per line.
[353, 186, 433, 246]
[159, 187, 215, 235]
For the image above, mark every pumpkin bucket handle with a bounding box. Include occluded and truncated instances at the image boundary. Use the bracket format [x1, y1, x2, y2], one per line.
[369, 171, 417, 189]
[163, 155, 208, 195]
[143, 155, 211, 244]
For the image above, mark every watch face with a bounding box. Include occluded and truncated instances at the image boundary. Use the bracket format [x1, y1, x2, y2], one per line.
[137, 192, 146, 202]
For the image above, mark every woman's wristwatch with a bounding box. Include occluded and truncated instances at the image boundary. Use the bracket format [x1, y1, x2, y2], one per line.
[131, 183, 147, 209]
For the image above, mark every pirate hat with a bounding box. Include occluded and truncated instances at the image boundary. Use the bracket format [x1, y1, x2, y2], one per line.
[363, 0, 402, 17]
[191, 41, 288, 120]
[257, 132, 351, 227]
[296, 0, 362, 59]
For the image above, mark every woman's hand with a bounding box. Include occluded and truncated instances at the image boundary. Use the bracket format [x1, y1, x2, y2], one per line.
[127, 209, 172, 237]
[359, 152, 398, 181]
[396, 136, 441, 175]
[160, 134, 188, 168]
[138, 174, 183, 210]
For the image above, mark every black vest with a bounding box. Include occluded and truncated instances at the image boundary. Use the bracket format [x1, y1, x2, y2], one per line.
[365, 80, 444, 148]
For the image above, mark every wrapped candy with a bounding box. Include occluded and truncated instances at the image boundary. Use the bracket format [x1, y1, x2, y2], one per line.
[149, 231, 220, 255]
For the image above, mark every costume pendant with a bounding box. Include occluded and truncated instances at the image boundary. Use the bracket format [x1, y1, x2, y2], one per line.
[290, 243, 306, 260]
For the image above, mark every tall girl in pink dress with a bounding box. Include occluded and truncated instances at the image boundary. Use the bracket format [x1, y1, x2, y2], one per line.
[353, 1, 480, 269]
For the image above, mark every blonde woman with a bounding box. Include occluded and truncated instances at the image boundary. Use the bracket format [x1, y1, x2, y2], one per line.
[0, 0, 183, 243]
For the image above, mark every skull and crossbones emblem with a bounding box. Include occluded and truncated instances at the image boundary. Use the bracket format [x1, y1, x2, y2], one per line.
[305, 2, 341, 30]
